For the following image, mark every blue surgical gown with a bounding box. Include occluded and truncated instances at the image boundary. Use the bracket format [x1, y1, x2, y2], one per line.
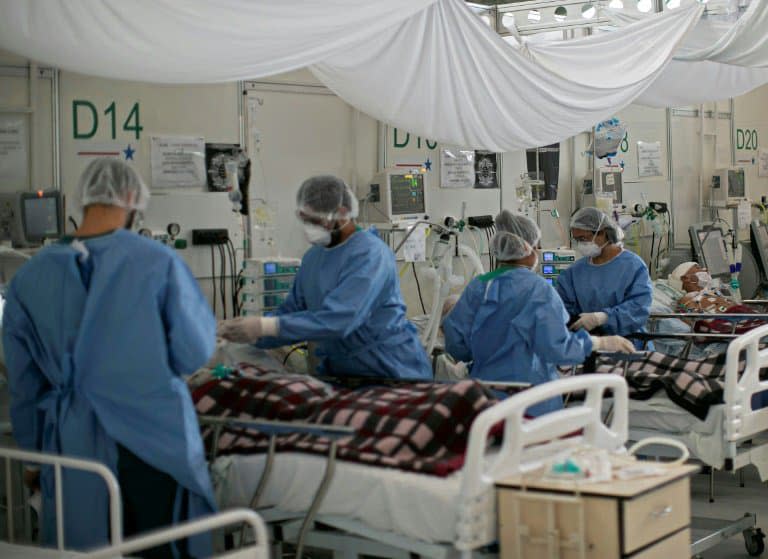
[256, 230, 431, 379]
[556, 250, 652, 349]
[2, 229, 216, 554]
[443, 266, 593, 416]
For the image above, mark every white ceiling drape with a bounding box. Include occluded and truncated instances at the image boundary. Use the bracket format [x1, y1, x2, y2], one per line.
[0, 0, 705, 149]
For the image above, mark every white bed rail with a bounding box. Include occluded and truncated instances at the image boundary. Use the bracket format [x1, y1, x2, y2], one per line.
[455, 374, 628, 552]
[0, 446, 122, 550]
[84, 508, 269, 559]
[724, 323, 768, 443]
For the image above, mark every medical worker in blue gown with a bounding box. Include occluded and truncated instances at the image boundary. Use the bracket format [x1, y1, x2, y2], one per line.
[556, 207, 653, 349]
[443, 212, 634, 416]
[218, 175, 431, 379]
[3, 159, 216, 557]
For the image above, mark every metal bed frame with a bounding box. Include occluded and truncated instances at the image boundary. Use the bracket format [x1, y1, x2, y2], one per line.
[0, 446, 270, 558]
[609, 325, 768, 557]
[200, 416, 355, 559]
[203, 375, 629, 559]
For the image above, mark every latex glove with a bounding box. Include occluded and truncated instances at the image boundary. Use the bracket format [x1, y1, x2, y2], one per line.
[571, 311, 609, 332]
[591, 335, 635, 354]
[217, 316, 279, 344]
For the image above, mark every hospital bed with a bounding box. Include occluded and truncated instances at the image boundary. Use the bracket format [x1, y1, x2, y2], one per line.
[0, 446, 269, 558]
[601, 324, 768, 556]
[618, 325, 768, 481]
[211, 374, 629, 558]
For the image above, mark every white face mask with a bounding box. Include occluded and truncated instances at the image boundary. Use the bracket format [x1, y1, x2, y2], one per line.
[303, 223, 332, 246]
[576, 241, 603, 258]
[530, 252, 539, 271]
[695, 271, 712, 288]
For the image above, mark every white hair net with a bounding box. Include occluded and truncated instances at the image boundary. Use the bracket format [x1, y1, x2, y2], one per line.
[296, 175, 359, 222]
[570, 207, 624, 244]
[491, 212, 541, 261]
[78, 159, 150, 211]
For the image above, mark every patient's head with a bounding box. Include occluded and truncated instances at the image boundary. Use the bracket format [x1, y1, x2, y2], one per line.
[669, 262, 710, 292]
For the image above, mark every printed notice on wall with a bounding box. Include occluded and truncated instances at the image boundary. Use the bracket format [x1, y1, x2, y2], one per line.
[759, 148, 768, 178]
[440, 147, 475, 188]
[0, 115, 28, 188]
[637, 141, 662, 177]
[150, 136, 206, 188]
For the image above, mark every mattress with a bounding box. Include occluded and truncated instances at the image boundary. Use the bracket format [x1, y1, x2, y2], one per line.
[212, 451, 465, 545]
[623, 394, 723, 436]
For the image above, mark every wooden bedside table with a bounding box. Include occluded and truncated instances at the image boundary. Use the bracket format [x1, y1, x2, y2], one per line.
[496, 464, 699, 558]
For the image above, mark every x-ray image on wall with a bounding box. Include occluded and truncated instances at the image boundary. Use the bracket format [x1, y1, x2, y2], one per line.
[474, 151, 499, 189]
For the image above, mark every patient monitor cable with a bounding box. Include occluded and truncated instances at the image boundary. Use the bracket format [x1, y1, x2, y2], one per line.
[218, 244, 227, 318]
[210, 245, 217, 317]
[412, 263, 427, 314]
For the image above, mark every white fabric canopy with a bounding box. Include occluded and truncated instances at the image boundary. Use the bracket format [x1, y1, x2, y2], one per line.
[653, 0, 768, 67]
[0, 0, 436, 82]
[516, 4, 705, 89]
[523, 1, 768, 108]
[0, 0, 703, 150]
[312, 1, 702, 149]
[635, 59, 768, 107]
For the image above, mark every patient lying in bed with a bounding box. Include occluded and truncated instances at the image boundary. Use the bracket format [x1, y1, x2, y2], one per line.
[192, 365, 507, 477]
[650, 262, 766, 358]
[579, 348, 768, 418]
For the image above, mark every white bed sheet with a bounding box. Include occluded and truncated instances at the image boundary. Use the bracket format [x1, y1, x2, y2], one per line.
[212, 452, 465, 545]
[608, 395, 727, 468]
[623, 394, 723, 435]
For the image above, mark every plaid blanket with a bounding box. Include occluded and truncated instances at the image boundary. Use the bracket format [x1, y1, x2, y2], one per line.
[693, 304, 767, 335]
[191, 367, 499, 477]
[587, 351, 737, 420]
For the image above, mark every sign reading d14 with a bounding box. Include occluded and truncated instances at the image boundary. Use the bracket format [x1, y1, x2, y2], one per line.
[72, 100, 143, 140]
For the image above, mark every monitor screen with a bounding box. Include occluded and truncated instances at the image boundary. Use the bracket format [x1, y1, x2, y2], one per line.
[390, 174, 425, 215]
[263, 262, 277, 275]
[728, 169, 745, 197]
[542, 265, 555, 275]
[697, 228, 730, 277]
[542, 252, 555, 262]
[22, 195, 60, 241]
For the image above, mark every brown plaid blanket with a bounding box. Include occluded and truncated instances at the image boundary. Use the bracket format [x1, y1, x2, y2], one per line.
[587, 351, 738, 420]
[191, 367, 499, 477]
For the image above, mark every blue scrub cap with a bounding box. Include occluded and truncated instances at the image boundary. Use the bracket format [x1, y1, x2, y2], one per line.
[492, 211, 541, 261]
[570, 207, 624, 244]
[78, 159, 149, 212]
[296, 175, 359, 222]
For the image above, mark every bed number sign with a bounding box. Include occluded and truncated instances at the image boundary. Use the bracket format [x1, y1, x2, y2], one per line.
[737, 128, 759, 151]
[73, 100, 143, 140]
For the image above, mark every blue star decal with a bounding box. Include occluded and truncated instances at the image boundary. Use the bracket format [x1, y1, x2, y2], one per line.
[424, 158, 432, 171]
[123, 144, 135, 160]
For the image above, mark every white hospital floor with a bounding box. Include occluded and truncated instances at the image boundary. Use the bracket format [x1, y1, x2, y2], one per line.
[690, 466, 768, 558]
